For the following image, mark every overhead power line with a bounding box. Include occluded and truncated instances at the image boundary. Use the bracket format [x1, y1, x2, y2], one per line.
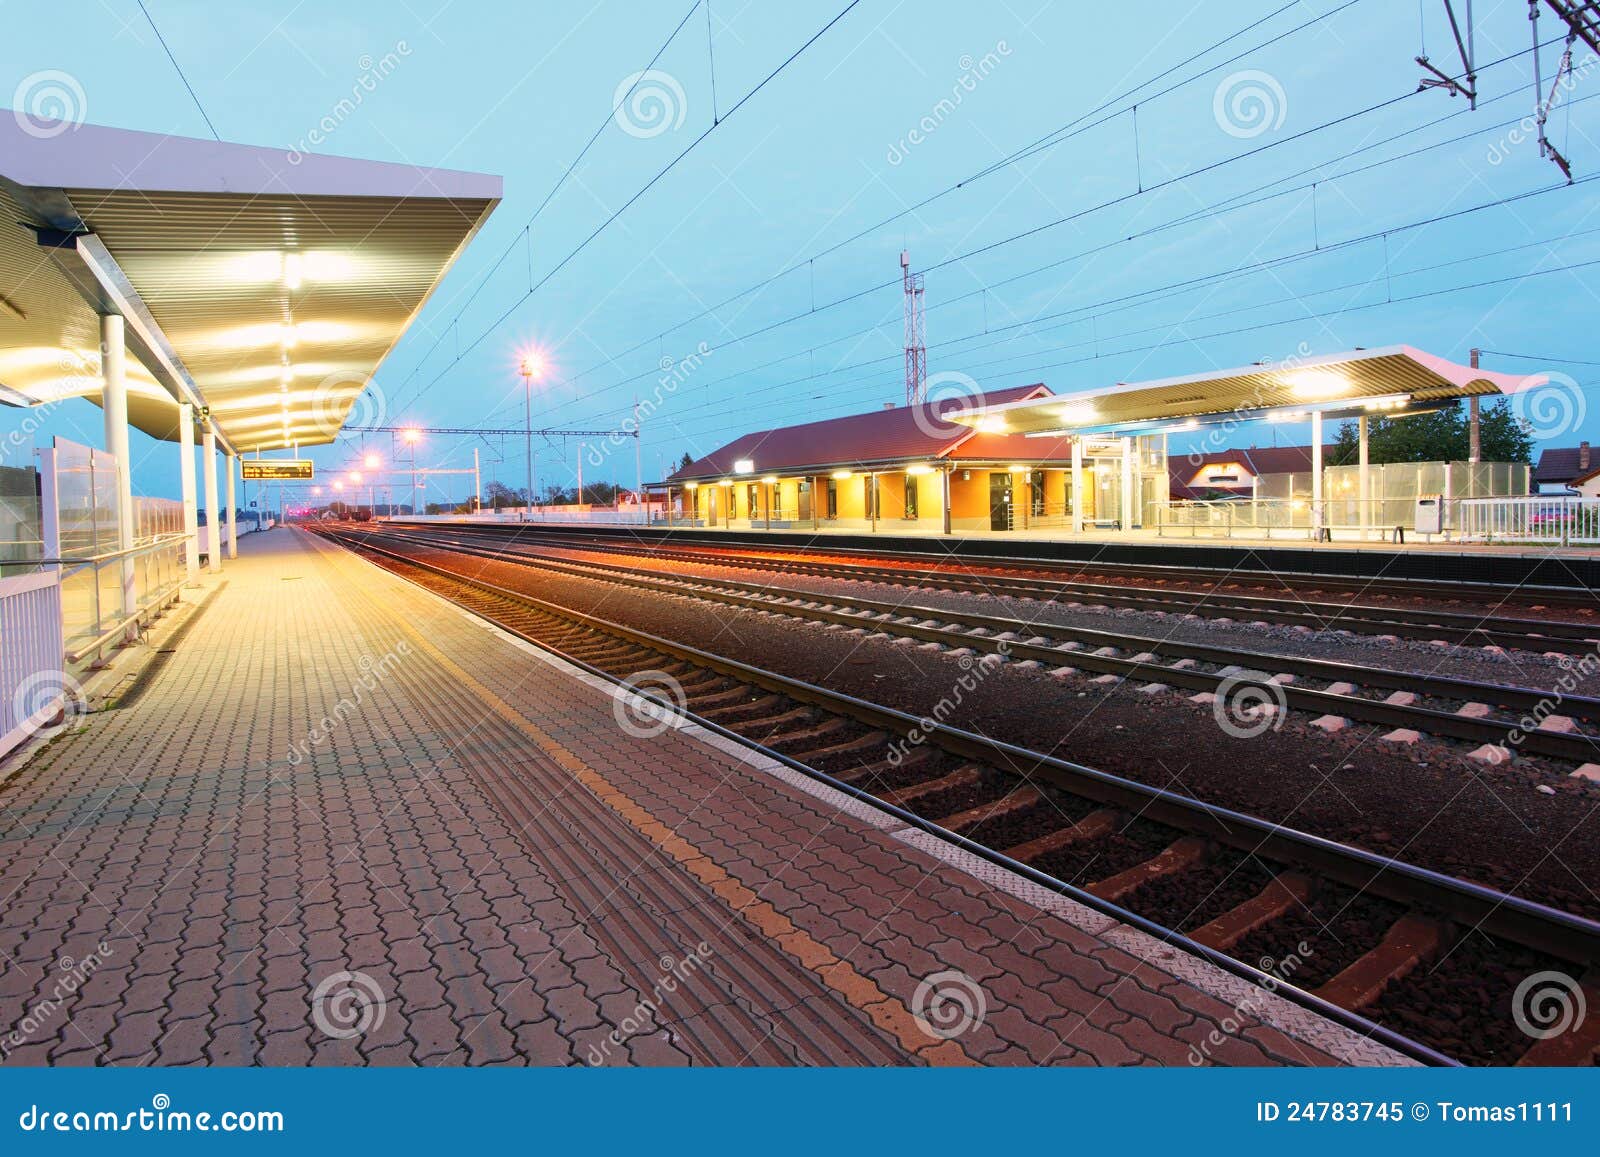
[137, 0, 220, 140]
[389, 0, 864, 417]
[530, 39, 1560, 427]
[476, 0, 1374, 413]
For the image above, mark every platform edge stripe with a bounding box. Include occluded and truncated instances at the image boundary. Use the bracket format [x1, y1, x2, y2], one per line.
[326, 543, 975, 1066]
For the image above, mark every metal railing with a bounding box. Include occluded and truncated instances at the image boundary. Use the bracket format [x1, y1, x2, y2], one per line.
[0, 569, 66, 759]
[41, 440, 187, 665]
[1456, 494, 1600, 545]
[1154, 497, 1461, 541]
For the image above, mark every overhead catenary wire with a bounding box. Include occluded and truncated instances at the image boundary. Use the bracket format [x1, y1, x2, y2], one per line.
[137, 0, 220, 140]
[388, 0, 865, 418]
[444, 0, 1369, 418]
[581, 186, 1600, 441]
[525, 45, 1570, 429]
[389, 0, 705, 403]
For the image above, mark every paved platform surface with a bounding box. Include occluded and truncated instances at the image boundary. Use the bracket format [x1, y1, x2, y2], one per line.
[0, 529, 1404, 1066]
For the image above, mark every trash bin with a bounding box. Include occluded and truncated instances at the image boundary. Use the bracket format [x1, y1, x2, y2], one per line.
[1414, 495, 1443, 535]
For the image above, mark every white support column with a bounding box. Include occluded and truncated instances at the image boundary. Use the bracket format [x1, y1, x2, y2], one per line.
[1070, 437, 1085, 533]
[941, 465, 952, 535]
[225, 452, 238, 558]
[178, 404, 198, 581]
[1358, 413, 1370, 540]
[1311, 411, 1325, 539]
[202, 425, 221, 573]
[100, 314, 137, 637]
[1118, 435, 1134, 534]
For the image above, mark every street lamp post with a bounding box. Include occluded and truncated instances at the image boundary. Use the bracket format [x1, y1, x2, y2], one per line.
[519, 353, 543, 522]
[402, 428, 421, 515]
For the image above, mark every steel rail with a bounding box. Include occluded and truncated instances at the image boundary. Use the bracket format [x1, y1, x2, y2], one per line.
[363, 527, 1600, 764]
[393, 519, 1600, 607]
[330, 528, 1600, 969]
[331, 527, 1465, 1067]
[390, 522, 1600, 652]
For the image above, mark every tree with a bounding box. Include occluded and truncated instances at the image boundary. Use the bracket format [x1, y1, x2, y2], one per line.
[1332, 399, 1532, 465]
[677, 451, 694, 473]
[482, 481, 526, 510]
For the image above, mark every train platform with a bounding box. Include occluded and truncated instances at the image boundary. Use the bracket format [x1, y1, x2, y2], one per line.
[0, 529, 1410, 1067]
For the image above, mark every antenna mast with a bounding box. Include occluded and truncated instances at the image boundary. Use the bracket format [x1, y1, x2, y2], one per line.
[901, 250, 926, 406]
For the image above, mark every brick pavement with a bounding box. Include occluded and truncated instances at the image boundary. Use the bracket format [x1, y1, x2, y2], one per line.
[0, 529, 1410, 1066]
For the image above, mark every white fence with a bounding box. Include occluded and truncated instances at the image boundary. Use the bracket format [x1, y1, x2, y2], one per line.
[1456, 494, 1600, 545]
[0, 570, 65, 759]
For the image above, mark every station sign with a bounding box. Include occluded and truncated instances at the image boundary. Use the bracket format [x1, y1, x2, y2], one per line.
[241, 460, 314, 481]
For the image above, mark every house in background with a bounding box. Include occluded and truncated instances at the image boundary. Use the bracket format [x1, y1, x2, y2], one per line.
[1534, 442, 1595, 494]
[1168, 445, 1341, 500]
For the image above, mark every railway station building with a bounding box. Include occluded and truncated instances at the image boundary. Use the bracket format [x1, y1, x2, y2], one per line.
[659, 346, 1538, 541]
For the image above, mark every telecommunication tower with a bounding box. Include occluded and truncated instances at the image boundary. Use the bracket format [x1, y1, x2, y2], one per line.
[901, 250, 926, 406]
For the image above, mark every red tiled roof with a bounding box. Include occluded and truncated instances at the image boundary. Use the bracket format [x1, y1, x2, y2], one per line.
[669, 385, 1068, 480]
[1167, 444, 1343, 498]
[1535, 445, 1595, 483]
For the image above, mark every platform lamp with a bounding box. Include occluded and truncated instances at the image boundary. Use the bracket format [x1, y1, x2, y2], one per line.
[519, 351, 546, 522]
[362, 453, 382, 517]
[402, 427, 422, 515]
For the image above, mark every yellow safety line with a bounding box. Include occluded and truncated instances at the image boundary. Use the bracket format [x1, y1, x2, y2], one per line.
[345, 545, 974, 1065]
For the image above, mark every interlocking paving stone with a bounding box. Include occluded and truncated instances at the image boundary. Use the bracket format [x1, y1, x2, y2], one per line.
[0, 530, 1398, 1066]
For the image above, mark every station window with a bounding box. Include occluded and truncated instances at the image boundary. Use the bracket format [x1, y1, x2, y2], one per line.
[1029, 470, 1045, 517]
[864, 475, 879, 519]
[904, 474, 919, 519]
[747, 483, 759, 519]
[826, 477, 838, 518]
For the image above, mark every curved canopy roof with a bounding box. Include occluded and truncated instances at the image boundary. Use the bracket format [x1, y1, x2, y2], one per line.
[0, 117, 500, 452]
[950, 346, 1543, 438]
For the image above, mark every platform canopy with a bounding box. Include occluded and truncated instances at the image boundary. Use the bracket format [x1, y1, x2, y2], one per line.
[0, 118, 500, 453]
[947, 346, 1543, 439]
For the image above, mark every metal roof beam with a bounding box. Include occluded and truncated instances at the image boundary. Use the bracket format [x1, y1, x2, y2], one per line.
[32, 223, 235, 454]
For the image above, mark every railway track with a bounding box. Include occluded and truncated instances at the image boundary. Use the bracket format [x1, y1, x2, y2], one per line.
[389, 523, 1600, 655]
[362, 526, 1600, 766]
[327, 526, 1600, 1067]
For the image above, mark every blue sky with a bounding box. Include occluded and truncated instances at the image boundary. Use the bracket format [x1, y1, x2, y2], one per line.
[4, 0, 1600, 501]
